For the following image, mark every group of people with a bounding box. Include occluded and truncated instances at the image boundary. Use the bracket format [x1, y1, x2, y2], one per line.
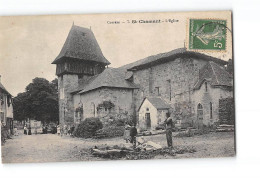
[23, 125, 32, 135]
[23, 124, 75, 136]
[123, 113, 175, 148]
[56, 124, 75, 137]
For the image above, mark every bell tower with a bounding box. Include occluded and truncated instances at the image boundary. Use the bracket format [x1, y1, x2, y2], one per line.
[52, 24, 110, 126]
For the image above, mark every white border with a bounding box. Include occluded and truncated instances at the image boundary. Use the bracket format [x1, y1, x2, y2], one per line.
[1, 0, 260, 179]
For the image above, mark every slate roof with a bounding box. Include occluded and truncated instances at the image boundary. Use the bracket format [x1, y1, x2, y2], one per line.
[0, 81, 12, 96]
[52, 25, 110, 65]
[138, 97, 171, 111]
[121, 48, 228, 71]
[194, 61, 233, 90]
[75, 68, 139, 94]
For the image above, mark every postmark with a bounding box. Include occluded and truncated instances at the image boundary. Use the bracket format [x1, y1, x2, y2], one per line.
[188, 19, 227, 50]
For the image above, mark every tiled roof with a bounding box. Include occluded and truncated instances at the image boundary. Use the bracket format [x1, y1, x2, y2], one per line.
[138, 97, 170, 111]
[121, 48, 227, 71]
[194, 61, 233, 90]
[147, 97, 170, 110]
[52, 25, 110, 65]
[78, 68, 139, 94]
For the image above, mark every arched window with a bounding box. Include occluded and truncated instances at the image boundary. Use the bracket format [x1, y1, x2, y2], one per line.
[205, 82, 208, 92]
[210, 102, 213, 119]
[197, 103, 203, 120]
[91, 102, 95, 117]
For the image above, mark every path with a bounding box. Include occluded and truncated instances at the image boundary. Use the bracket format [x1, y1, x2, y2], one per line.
[1, 132, 235, 163]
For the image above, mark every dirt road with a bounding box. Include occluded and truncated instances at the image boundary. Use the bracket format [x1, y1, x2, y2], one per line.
[1, 132, 235, 163]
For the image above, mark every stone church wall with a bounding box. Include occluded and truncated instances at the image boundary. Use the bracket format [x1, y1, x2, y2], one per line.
[133, 57, 211, 124]
[74, 87, 134, 121]
[58, 74, 78, 126]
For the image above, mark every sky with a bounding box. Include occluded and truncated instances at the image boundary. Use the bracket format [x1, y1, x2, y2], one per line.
[0, 11, 232, 96]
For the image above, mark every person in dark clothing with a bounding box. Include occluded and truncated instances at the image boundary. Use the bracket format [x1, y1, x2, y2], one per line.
[164, 113, 174, 148]
[70, 125, 75, 136]
[129, 125, 137, 148]
[28, 125, 32, 135]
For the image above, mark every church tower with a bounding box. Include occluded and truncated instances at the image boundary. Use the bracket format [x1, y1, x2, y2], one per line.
[52, 25, 110, 126]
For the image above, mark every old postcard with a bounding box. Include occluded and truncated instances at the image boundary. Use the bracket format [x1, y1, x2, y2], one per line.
[0, 11, 235, 163]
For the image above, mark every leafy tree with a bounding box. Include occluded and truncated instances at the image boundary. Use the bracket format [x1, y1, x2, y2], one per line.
[13, 77, 58, 124]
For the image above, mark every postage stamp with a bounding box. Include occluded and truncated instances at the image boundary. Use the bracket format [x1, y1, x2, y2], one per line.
[189, 19, 227, 50]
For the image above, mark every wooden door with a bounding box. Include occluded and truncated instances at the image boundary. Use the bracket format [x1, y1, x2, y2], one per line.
[145, 113, 151, 129]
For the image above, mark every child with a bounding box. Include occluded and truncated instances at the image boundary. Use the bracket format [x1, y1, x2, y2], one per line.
[123, 123, 131, 143]
[57, 125, 61, 136]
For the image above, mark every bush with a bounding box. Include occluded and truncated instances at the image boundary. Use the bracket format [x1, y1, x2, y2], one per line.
[107, 118, 126, 126]
[73, 118, 103, 138]
[94, 125, 125, 139]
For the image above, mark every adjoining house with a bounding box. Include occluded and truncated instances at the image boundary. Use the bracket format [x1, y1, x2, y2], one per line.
[138, 97, 170, 130]
[193, 61, 233, 128]
[0, 75, 14, 136]
[52, 25, 234, 130]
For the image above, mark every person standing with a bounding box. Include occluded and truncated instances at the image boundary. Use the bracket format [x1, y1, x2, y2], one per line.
[165, 113, 174, 148]
[123, 123, 131, 143]
[70, 125, 75, 136]
[130, 124, 138, 148]
[28, 125, 32, 135]
[57, 125, 61, 136]
[64, 125, 68, 136]
[24, 125, 27, 135]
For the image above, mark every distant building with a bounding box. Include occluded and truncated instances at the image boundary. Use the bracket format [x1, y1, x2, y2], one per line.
[52, 25, 234, 130]
[0, 75, 14, 135]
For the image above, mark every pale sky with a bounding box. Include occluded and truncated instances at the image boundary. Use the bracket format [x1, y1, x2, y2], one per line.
[0, 11, 232, 96]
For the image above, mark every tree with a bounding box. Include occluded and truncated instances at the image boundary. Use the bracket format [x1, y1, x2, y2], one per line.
[13, 77, 59, 124]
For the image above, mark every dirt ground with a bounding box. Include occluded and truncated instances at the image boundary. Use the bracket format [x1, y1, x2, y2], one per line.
[1, 131, 235, 163]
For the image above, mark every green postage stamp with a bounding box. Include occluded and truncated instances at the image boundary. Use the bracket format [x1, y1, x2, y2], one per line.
[189, 19, 227, 50]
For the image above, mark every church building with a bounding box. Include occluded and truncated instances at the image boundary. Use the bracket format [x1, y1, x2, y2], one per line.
[52, 25, 234, 130]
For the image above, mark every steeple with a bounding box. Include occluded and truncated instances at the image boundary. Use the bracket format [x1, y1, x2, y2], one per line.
[52, 25, 110, 65]
[52, 25, 110, 77]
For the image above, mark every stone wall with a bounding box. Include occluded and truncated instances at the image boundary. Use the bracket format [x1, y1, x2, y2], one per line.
[73, 87, 134, 121]
[58, 74, 79, 126]
[133, 57, 211, 123]
[219, 97, 235, 125]
[138, 99, 158, 130]
[193, 81, 233, 127]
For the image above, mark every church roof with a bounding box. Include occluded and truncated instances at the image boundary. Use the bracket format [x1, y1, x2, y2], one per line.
[76, 68, 139, 94]
[138, 97, 170, 111]
[52, 25, 110, 65]
[123, 48, 228, 71]
[194, 61, 233, 90]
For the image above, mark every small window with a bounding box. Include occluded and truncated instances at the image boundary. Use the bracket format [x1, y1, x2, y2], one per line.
[205, 82, 208, 92]
[146, 108, 149, 111]
[210, 102, 213, 119]
[155, 87, 160, 96]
